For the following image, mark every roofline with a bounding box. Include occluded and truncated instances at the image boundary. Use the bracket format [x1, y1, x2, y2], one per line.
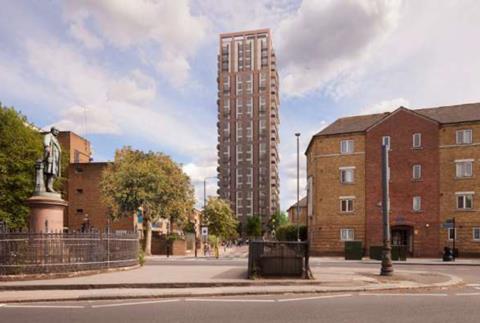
[305, 131, 366, 155]
[365, 106, 439, 132]
[220, 28, 271, 38]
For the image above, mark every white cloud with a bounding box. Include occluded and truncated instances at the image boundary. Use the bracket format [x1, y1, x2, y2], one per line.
[360, 97, 410, 115]
[68, 15, 103, 50]
[63, 0, 209, 87]
[107, 70, 156, 105]
[277, 0, 402, 97]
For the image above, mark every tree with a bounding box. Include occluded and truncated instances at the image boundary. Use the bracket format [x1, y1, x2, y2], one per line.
[203, 197, 238, 241]
[0, 104, 42, 229]
[246, 215, 262, 239]
[276, 224, 307, 241]
[268, 210, 289, 234]
[100, 147, 195, 255]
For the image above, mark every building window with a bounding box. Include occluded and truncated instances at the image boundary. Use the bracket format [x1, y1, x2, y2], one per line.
[412, 164, 422, 180]
[236, 74, 242, 95]
[473, 228, 480, 241]
[236, 97, 243, 117]
[236, 169, 242, 187]
[259, 142, 267, 157]
[246, 97, 253, 116]
[455, 160, 473, 178]
[340, 198, 354, 213]
[382, 136, 391, 149]
[456, 192, 474, 210]
[245, 73, 252, 94]
[76, 188, 83, 194]
[76, 209, 84, 214]
[259, 96, 266, 114]
[413, 133, 422, 148]
[245, 144, 252, 162]
[236, 121, 242, 141]
[340, 140, 354, 154]
[223, 75, 230, 92]
[340, 229, 354, 241]
[456, 129, 472, 144]
[246, 121, 252, 141]
[448, 228, 456, 240]
[246, 168, 252, 187]
[340, 167, 354, 184]
[413, 196, 421, 212]
[259, 72, 267, 91]
[223, 99, 230, 116]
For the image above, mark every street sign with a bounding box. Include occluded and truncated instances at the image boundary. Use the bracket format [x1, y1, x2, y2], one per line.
[201, 226, 208, 237]
[442, 223, 454, 229]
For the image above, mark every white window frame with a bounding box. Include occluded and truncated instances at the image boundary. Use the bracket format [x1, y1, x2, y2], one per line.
[245, 144, 252, 162]
[245, 73, 252, 94]
[448, 228, 456, 241]
[456, 129, 473, 144]
[340, 167, 355, 184]
[340, 197, 355, 213]
[236, 97, 243, 117]
[340, 229, 354, 241]
[340, 140, 354, 154]
[456, 192, 474, 210]
[413, 196, 421, 212]
[455, 160, 473, 178]
[413, 133, 422, 148]
[236, 121, 242, 141]
[473, 228, 480, 241]
[246, 97, 253, 116]
[412, 164, 422, 180]
[223, 75, 230, 91]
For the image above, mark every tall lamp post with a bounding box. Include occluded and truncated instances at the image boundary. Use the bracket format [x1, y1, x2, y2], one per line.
[380, 143, 394, 276]
[295, 133, 301, 241]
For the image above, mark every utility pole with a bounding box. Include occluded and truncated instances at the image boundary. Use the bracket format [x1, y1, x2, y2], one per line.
[295, 133, 301, 241]
[381, 144, 393, 276]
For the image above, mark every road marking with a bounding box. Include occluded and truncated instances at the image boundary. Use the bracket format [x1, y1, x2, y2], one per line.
[184, 298, 275, 303]
[91, 299, 180, 308]
[475, 287, 480, 290]
[3, 305, 85, 309]
[278, 294, 352, 302]
[466, 284, 480, 287]
[0, 304, 5, 308]
[359, 293, 448, 297]
[456, 293, 480, 296]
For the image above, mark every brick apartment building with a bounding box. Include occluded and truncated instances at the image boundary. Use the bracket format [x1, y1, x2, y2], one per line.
[306, 103, 480, 257]
[57, 132, 135, 232]
[217, 29, 280, 231]
[287, 197, 307, 225]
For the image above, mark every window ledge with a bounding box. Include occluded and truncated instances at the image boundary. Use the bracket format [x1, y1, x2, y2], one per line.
[339, 212, 356, 215]
[412, 147, 424, 150]
[455, 209, 476, 212]
[412, 210, 424, 213]
[340, 182, 355, 185]
[411, 179, 423, 182]
[454, 176, 475, 180]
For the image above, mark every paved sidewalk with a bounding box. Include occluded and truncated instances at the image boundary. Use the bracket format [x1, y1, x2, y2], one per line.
[0, 258, 463, 303]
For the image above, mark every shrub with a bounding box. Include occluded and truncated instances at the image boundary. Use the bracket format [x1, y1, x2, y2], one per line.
[275, 224, 307, 241]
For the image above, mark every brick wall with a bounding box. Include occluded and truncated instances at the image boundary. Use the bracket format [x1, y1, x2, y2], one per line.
[438, 123, 480, 256]
[307, 133, 366, 255]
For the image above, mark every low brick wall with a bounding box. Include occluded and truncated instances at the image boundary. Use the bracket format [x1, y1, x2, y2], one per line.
[151, 236, 186, 256]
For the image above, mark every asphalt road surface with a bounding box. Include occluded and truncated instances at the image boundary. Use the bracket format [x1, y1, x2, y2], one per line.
[1, 260, 478, 322]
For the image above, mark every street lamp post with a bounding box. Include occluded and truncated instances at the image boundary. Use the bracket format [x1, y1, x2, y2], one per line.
[381, 144, 394, 276]
[295, 133, 301, 242]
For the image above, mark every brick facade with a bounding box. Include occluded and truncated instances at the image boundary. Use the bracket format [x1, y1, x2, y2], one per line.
[307, 105, 480, 257]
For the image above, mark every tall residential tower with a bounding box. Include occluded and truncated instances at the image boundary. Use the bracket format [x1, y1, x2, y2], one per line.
[217, 29, 280, 230]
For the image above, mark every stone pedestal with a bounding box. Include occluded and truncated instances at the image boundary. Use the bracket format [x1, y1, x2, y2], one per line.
[26, 193, 67, 233]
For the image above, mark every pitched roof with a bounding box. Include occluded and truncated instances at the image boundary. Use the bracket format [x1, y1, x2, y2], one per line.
[416, 103, 480, 124]
[315, 103, 480, 137]
[287, 197, 307, 211]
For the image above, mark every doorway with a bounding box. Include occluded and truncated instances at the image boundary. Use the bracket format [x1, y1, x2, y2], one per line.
[391, 226, 413, 255]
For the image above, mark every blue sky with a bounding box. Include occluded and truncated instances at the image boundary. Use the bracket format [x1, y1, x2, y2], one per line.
[1, 0, 480, 210]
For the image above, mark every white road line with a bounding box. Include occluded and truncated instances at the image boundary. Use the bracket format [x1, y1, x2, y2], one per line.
[3, 305, 85, 309]
[0, 304, 5, 308]
[466, 284, 480, 287]
[91, 299, 180, 308]
[359, 293, 448, 297]
[184, 298, 275, 303]
[278, 294, 352, 302]
[456, 293, 480, 296]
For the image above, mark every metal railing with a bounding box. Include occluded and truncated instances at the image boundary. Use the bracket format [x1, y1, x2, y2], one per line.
[0, 230, 139, 275]
[248, 241, 309, 278]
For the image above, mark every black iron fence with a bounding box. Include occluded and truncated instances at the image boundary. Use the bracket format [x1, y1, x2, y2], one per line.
[248, 241, 309, 278]
[0, 230, 139, 275]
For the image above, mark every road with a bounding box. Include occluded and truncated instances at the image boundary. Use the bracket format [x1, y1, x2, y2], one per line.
[1, 259, 479, 322]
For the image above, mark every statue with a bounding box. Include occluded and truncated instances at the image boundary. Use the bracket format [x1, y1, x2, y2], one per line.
[34, 127, 62, 195]
[43, 127, 61, 192]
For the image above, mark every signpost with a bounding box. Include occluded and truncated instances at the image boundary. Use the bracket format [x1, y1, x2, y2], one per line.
[201, 226, 208, 243]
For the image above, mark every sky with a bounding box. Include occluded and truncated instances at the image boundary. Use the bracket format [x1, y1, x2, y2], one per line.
[1, 0, 480, 210]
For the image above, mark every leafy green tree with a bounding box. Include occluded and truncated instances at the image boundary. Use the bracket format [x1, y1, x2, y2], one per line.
[276, 223, 307, 241]
[268, 210, 289, 234]
[246, 215, 262, 239]
[0, 104, 42, 229]
[100, 147, 195, 255]
[203, 197, 238, 241]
